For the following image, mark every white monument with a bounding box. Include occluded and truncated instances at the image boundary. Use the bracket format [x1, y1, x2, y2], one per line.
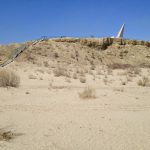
[116, 24, 125, 38]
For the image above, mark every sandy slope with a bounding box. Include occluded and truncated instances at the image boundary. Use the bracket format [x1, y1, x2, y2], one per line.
[0, 62, 150, 150]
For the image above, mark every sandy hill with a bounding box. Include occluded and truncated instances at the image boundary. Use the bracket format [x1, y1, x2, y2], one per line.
[0, 38, 150, 150]
[1, 37, 150, 69]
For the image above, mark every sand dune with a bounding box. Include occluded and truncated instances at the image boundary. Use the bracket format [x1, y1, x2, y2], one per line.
[0, 38, 150, 150]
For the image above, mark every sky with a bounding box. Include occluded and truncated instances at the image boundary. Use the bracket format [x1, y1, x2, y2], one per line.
[0, 0, 150, 44]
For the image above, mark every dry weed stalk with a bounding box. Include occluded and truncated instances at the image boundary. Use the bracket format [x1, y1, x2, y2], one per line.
[79, 86, 96, 99]
[137, 76, 150, 87]
[0, 70, 20, 87]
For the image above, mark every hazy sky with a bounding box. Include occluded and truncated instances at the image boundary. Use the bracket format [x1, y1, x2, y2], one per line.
[0, 0, 150, 44]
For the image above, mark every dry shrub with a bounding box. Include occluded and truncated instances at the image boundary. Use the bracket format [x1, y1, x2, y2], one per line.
[79, 71, 85, 77]
[50, 85, 66, 90]
[65, 78, 71, 83]
[133, 67, 141, 75]
[28, 74, 37, 79]
[0, 129, 23, 141]
[0, 70, 20, 87]
[139, 63, 150, 68]
[80, 38, 110, 50]
[108, 63, 133, 70]
[54, 38, 79, 43]
[79, 77, 86, 83]
[137, 76, 150, 87]
[88, 70, 94, 75]
[43, 61, 49, 67]
[113, 87, 124, 92]
[90, 65, 95, 70]
[96, 70, 104, 75]
[53, 52, 59, 58]
[103, 75, 108, 85]
[73, 73, 78, 79]
[36, 69, 44, 74]
[126, 75, 132, 82]
[26, 53, 36, 62]
[53, 66, 67, 77]
[127, 67, 141, 76]
[65, 72, 71, 78]
[117, 71, 128, 76]
[76, 68, 85, 76]
[131, 40, 137, 45]
[121, 80, 127, 85]
[107, 68, 113, 75]
[49, 82, 67, 90]
[0, 131, 14, 141]
[79, 86, 96, 99]
[103, 78, 108, 85]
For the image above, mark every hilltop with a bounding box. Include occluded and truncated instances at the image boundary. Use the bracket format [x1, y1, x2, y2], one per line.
[1, 38, 150, 69]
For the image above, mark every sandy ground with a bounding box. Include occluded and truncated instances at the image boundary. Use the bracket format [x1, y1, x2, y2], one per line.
[0, 63, 150, 150]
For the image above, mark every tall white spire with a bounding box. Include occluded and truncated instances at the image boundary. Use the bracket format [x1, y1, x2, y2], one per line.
[117, 24, 125, 38]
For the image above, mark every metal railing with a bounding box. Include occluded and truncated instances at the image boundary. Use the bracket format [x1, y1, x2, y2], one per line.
[0, 38, 44, 67]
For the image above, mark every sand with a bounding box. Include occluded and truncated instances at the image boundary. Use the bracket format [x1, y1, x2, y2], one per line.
[0, 62, 150, 150]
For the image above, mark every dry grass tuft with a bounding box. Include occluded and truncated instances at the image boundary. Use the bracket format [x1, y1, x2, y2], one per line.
[0, 131, 14, 141]
[36, 69, 44, 74]
[0, 70, 20, 87]
[79, 77, 86, 83]
[53, 66, 67, 77]
[121, 80, 127, 85]
[28, 74, 37, 79]
[0, 129, 23, 141]
[73, 73, 78, 79]
[137, 76, 150, 87]
[126, 75, 132, 82]
[127, 67, 141, 77]
[103, 75, 108, 85]
[107, 68, 113, 75]
[79, 86, 96, 99]
[49, 82, 67, 90]
[113, 87, 124, 92]
[43, 61, 49, 67]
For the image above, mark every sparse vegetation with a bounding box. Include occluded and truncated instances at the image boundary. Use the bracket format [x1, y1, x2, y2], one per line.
[73, 73, 78, 79]
[53, 52, 59, 58]
[113, 87, 124, 92]
[43, 61, 49, 67]
[121, 80, 127, 85]
[0, 70, 20, 88]
[53, 66, 67, 77]
[137, 76, 150, 87]
[25, 91, 30, 94]
[127, 67, 141, 77]
[0, 131, 14, 141]
[0, 129, 22, 141]
[108, 63, 133, 70]
[132, 67, 141, 75]
[107, 68, 113, 75]
[79, 86, 96, 99]
[49, 82, 67, 90]
[28, 74, 37, 79]
[36, 69, 44, 74]
[79, 77, 86, 83]
[103, 75, 108, 85]
[96, 70, 104, 75]
[65, 71, 71, 78]
[90, 65, 95, 70]
[126, 75, 132, 82]
[65, 78, 71, 83]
